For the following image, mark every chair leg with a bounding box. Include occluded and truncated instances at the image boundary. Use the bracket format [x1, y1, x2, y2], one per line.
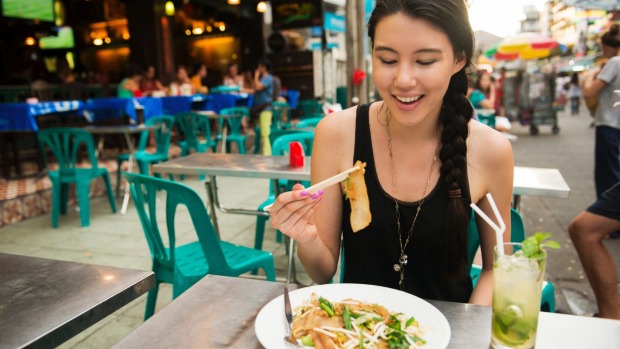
[76, 180, 91, 227]
[60, 183, 69, 215]
[102, 172, 117, 213]
[116, 159, 123, 196]
[144, 281, 159, 321]
[51, 182, 60, 228]
[238, 141, 246, 155]
[138, 160, 150, 176]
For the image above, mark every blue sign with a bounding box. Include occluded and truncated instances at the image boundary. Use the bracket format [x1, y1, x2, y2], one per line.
[324, 12, 345, 33]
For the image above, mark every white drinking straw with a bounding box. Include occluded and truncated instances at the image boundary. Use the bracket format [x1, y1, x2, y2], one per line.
[470, 193, 506, 254]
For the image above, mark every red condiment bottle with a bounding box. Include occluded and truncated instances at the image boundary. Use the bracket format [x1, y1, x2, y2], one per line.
[289, 141, 305, 168]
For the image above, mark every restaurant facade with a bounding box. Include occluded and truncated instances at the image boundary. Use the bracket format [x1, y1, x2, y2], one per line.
[0, 0, 349, 101]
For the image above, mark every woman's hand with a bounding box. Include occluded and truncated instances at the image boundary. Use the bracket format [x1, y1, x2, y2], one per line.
[269, 183, 324, 244]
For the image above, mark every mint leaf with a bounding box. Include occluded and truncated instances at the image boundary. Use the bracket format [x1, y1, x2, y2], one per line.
[522, 232, 559, 259]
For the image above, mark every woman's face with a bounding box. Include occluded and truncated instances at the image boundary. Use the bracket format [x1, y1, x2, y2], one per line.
[177, 67, 188, 81]
[372, 13, 465, 127]
[229, 65, 238, 76]
[479, 73, 491, 90]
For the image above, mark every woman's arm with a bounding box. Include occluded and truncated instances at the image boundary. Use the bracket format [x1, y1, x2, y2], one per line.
[583, 69, 606, 98]
[270, 109, 355, 283]
[468, 127, 514, 306]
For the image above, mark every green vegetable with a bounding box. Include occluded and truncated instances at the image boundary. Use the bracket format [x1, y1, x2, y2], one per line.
[344, 177, 350, 200]
[405, 316, 416, 328]
[522, 232, 560, 259]
[343, 305, 352, 330]
[359, 329, 364, 348]
[301, 335, 314, 347]
[319, 297, 335, 317]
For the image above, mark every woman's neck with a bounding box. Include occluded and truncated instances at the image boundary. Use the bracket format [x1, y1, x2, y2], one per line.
[379, 102, 442, 144]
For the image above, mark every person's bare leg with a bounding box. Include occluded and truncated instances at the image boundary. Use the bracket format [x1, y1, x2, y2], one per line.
[569, 211, 620, 319]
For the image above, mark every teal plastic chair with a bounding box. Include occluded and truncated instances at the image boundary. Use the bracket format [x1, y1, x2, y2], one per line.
[38, 127, 117, 227]
[174, 112, 217, 156]
[296, 117, 323, 129]
[298, 99, 322, 119]
[216, 107, 249, 154]
[468, 208, 556, 312]
[272, 101, 293, 130]
[116, 115, 175, 194]
[123, 173, 276, 320]
[254, 131, 314, 251]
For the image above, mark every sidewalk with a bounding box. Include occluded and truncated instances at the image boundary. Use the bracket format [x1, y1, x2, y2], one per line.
[0, 104, 617, 347]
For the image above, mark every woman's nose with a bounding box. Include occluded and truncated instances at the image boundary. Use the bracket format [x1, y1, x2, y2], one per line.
[394, 64, 418, 87]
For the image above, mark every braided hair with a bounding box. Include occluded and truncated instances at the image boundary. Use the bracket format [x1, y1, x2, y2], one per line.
[369, 0, 475, 278]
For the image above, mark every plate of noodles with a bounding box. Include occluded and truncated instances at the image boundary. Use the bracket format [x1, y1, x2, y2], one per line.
[255, 283, 451, 349]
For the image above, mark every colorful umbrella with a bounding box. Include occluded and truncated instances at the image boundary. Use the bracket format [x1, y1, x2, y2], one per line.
[485, 32, 562, 61]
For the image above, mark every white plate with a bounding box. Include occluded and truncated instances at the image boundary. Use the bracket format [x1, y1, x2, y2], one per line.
[255, 283, 451, 349]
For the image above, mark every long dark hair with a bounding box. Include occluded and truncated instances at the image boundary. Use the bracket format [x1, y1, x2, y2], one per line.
[368, 0, 474, 278]
[601, 23, 620, 48]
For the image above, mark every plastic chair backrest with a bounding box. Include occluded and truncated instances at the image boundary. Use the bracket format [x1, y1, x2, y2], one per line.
[296, 117, 322, 129]
[124, 173, 229, 272]
[299, 99, 322, 118]
[136, 115, 175, 154]
[219, 107, 249, 137]
[174, 112, 213, 149]
[272, 101, 291, 130]
[38, 127, 99, 174]
[467, 208, 525, 266]
[271, 131, 314, 156]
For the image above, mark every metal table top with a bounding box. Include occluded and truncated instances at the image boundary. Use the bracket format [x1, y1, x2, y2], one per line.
[513, 166, 570, 198]
[83, 124, 156, 134]
[113, 275, 620, 349]
[0, 253, 154, 349]
[153, 153, 311, 182]
[153, 153, 570, 199]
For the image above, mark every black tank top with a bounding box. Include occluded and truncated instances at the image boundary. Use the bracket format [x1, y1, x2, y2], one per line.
[342, 104, 473, 302]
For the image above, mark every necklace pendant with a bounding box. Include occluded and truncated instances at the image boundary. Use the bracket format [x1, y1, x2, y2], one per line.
[399, 254, 408, 266]
[393, 264, 401, 272]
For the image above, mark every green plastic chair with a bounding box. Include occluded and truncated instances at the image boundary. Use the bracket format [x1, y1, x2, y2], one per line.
[296, 116, 323, 129]
[116, 115, 175, 194]
[38, 127, 117, 228]
[272, 101, 293, 130]
[123, 172, 276, 320]
[468, 208, 556, 312]
[174, 112, 217, 156]
[216, 107, 249, 154]
[254, 131, 314, 251]
[298, 99, 323, 119]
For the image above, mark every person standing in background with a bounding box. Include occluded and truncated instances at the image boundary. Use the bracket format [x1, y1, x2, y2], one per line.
[567, 72, 583, 116]
[583, 24, 620, 200]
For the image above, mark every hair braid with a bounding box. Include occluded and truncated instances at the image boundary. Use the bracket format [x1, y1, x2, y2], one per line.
[438, 68, 473, 278]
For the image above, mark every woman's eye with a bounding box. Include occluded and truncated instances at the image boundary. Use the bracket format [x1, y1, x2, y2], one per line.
[379, 58, 397, 65]
[417, 60, 436, 66]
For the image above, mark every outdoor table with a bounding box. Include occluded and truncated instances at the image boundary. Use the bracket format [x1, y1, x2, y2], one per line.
[112, 275, 620, 349]
[513, 166, 570, 210]
[85, 124, 156, 214]
[0, 100, 84, 131]
[0, 253, 154, 349]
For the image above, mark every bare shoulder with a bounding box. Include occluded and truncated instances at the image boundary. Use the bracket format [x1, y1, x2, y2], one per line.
[312, 106, 358, 177]
[467, 120, 513, 167]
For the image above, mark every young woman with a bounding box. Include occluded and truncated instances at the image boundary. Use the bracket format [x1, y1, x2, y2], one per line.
[469, 70, 496, 110]
[268, 0, 513, 305]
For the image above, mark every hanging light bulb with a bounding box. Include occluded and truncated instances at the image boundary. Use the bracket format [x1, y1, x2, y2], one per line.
[256, 1, 267, 13]
[227, 0, 240, 5]
[164, 1, 175, 16]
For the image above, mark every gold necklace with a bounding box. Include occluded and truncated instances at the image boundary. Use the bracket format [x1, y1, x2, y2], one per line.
[385, 108, 437, 290]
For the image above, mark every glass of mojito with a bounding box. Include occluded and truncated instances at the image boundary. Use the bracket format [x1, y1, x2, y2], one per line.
[491, 242, 546, 349]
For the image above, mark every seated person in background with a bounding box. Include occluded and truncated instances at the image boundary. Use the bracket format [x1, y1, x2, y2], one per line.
[190, 63, 208, 94]
[223, 63, 244, 88]
[118, 66, 143, 98]
[169, 66, 192, 96]
[469, 70, 495, 109]
[140, 65, 165, 96]
[469, 70, 511, 132]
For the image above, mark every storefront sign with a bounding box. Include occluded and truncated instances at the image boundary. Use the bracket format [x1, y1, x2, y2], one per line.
[271, 0, 324, 30]
[324, 12, 345, 33]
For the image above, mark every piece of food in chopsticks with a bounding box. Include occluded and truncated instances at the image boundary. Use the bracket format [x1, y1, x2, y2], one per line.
[292, 293, 427, 349]
[344, 160, 371, 233]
